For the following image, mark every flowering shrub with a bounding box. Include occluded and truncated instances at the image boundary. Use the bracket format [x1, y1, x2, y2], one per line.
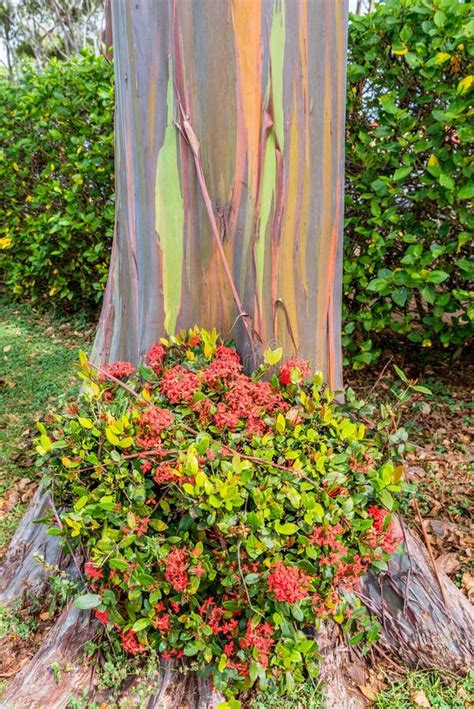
[36, 328, 402, 702]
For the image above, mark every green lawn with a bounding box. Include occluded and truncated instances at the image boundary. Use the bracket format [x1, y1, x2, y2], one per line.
[0, 298, 93, 550]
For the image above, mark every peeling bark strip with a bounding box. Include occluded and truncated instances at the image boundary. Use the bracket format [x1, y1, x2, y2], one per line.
[93, 0, 348, 391]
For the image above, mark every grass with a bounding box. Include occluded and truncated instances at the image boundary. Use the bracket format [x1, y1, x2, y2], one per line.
[251, 679, 326, 708]
[374, 670, 474, 708]
[0, 298, 93, 551]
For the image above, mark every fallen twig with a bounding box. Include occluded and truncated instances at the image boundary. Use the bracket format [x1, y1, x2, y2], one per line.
[412, 498, 453, 621]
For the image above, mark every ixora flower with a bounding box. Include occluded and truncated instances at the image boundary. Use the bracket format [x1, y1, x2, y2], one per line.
[267, 561, 311, 603]
[38, 327, 404, 700]
[278, 357, 311, 386]
[98, 360, 135, 381]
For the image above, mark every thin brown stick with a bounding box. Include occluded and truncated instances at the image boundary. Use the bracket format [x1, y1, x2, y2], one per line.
[366, 355, 394, 400]
[412, 498, 452, 620]
[174, 104, 258, 369]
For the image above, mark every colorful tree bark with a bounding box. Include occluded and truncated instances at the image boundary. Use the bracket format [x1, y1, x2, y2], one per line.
[94, 0, 348, 391]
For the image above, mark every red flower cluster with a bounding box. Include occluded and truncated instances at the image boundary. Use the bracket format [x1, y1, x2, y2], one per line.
[145, 343, 167, 372]
[154, 462, 176, 485]
[366, 506, 401, 554]
[84, 560, 103, 579]
[154, 613, 171, 634]
[240, 621, 274, 668]
[136, 406, 174, 448]
[99, 360, 135, 382]
[160, 365, 200, 404]
[120, 629, 146, 655]
[200, 597, 239, 636]
[94, 608, 109, 625]
[164, 548, 189, 592]
[202, 345, 243, 387]
[214, 402, 240, 431]
[267, 561, 311, 602]
[278, 358, 311, 386]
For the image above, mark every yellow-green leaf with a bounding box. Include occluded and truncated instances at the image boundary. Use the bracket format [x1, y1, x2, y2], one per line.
[435, 52, 450, 64]
[106, 428, 120, 446]
[457, 75, 473, 95]
[119, 436, 134, 448]
[263, 347, 283, 366]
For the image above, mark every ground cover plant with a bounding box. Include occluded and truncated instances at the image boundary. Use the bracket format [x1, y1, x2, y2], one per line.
[0, 298, 94, 552]
[36, 328, 404, 703]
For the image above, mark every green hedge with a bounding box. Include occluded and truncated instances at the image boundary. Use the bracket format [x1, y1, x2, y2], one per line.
[0, 53, 114, 309]
[344, 0, 474, 366]
[0, 3, 473, 359]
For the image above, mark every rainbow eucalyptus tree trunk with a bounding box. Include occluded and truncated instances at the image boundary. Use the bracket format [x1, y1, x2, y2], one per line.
[93, 0, 347, 391]
[2, 2, 473, 708]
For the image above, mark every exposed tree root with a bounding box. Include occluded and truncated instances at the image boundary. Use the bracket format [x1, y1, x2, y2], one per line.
[1, 500, 472, 708]
[0, 488, 64, 604]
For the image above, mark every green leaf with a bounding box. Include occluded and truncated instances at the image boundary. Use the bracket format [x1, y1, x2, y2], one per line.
[105, 428, 120, 446]
[393, 364, 408, 383]
[378, 489, 394, 511]
[426, 270, 449, 284]
[393, 165, 411, 182]
[275, 413, 286, 434]
[458, 184, 474, 200]
[74, 594, 101, 610]
[439, 173, 454, 191]
[132, 618, 152, 632]
[391, 287, 408, 307]
[275, 521, 299, 535]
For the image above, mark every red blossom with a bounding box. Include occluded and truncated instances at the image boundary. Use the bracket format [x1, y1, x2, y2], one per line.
[202, 347, 243, 387]
[240, 621, 274, 668]
[160, 365, 200, 404]
[267, 561, 311, 603]
[366, 506, 401, 554]
[135, 516, 150, 537]
[120, 629, 146, 655]
[214, 402, 239, 430]
[164, 548, 189, 592]
[84, 560, 103, 579]
[146, 343, 167, 372]
[192, 397, 213, 424]
[99, 361, 135, 382]
[192, 563, 206, 578]
[154, 614, 171, 633]
[94, 609, 109, 625]
[136, 406, 174, 448]
[278, 358, 311, 386]
[154, 462, 176, 485]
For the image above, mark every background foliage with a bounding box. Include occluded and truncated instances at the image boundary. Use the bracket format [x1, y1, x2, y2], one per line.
[344, 0, 473, 366]
[0, 0, 472, 358]
[0, 52, 114, 309]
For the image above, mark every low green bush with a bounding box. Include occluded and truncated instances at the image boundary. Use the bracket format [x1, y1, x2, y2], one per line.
[37, 329, 404, 702]
[0, 53, 114, 309]
[344, 0, 474, 367]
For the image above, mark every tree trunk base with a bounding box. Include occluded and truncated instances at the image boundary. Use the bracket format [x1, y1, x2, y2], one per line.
[1, 500, 472, 708]
[0, 488, 65, 604]
[357, 521, 474, 674]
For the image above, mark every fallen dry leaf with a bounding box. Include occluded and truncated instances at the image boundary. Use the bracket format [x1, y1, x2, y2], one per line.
[358, 684, 378, 702]
[412, 689, 430, 707]
[435, 552, 461, 576]
[461, 572, 474, 603]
